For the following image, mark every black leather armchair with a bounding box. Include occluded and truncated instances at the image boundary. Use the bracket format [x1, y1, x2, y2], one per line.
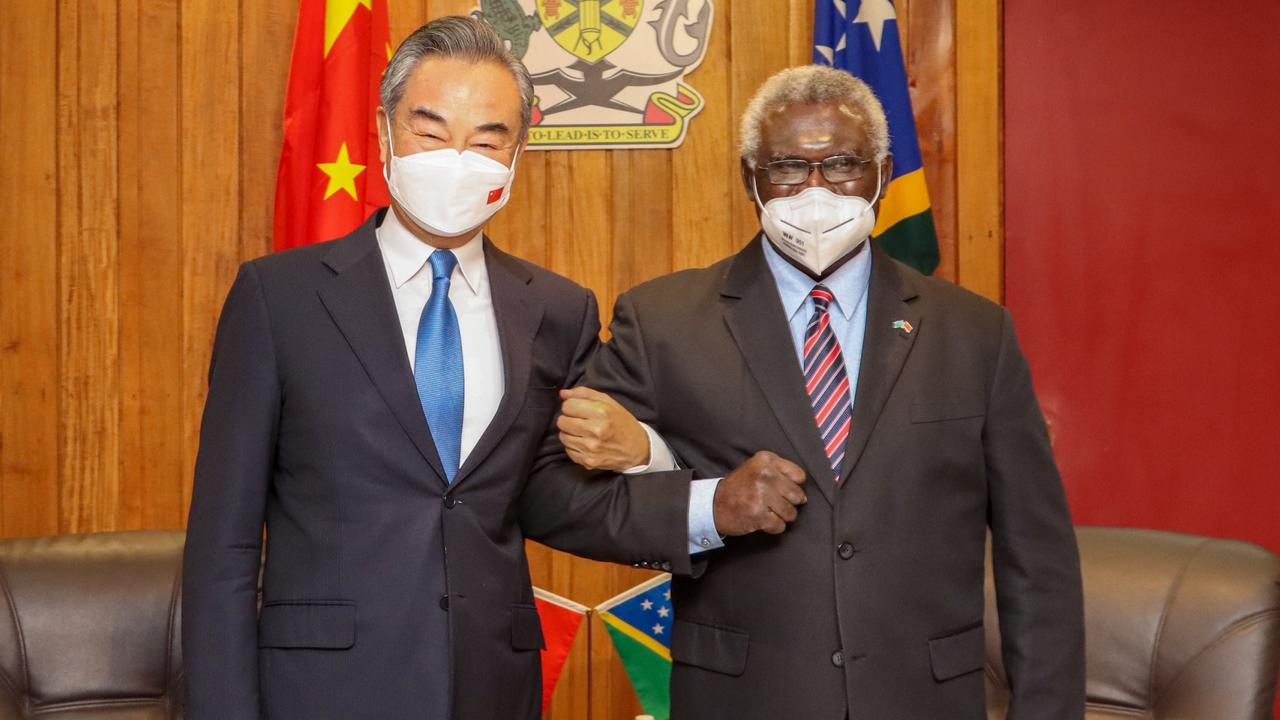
[986, 527, 1280, 719]
[0, 531, 184, 720]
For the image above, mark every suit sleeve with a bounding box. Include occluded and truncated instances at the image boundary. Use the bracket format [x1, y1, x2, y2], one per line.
[519, 288, 695, 576]
[581, 291, 660, 424]
[182, 262, 279, 719]
[985, 308, 1086, 720]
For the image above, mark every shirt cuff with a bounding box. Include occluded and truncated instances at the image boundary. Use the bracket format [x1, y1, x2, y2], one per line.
[621, 422, 679, 474]
[687, 477, 725, 554]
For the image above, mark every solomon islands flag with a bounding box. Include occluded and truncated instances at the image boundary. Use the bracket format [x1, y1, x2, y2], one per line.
[814, 0, 940, 275]
[596, 574, 674, 719]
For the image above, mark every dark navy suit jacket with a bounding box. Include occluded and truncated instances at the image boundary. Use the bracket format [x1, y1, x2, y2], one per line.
[182, 211, 692, 719]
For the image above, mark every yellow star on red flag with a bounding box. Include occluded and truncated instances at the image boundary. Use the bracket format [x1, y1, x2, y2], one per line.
[317, 142, 365, 201]
[325, 0, 373, 56]
[274, 0, 390, 250]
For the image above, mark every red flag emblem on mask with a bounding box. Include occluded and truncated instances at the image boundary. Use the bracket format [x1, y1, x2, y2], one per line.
[486, 187, 504, 205]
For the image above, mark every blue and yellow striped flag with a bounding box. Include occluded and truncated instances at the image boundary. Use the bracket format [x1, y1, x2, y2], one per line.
[814, 0, 940, 275]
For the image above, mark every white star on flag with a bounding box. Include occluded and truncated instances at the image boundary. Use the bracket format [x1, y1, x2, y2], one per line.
[657, 606, 670, 618]
[652, 624, 664, 635]
[640, 599, 653, 610]
[815, 0, 850, 64]
[854, 0, 897, 52]
[663, 589, 671, 600]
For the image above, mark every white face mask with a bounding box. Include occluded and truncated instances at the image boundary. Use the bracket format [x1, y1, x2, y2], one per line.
[752, 165, 882, 276]
[383, 117, 519, 237]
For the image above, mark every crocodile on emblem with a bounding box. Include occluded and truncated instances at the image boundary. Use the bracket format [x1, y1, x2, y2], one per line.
[472, 0, 542, 59]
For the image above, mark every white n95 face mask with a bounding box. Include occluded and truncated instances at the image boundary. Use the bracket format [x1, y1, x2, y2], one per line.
[383, 118, 519, 237]
[752, 165, 882, 276]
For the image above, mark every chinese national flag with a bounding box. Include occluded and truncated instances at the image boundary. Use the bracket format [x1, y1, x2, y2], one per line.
[273, 0, 391, 251]
[533, 586, 589, 712]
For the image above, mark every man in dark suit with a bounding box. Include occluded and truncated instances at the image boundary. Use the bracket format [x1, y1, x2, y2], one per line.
[559, 65, 1086, 719]
[182, 17, 801, 720]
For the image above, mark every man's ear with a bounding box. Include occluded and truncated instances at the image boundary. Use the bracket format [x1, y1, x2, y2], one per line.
[376, 106, 390, 165]
[876, 153, 894, 203]
[740, 157, 756, 198]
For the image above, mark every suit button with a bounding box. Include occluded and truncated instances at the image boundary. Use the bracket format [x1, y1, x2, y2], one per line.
[439, 595, 449, 611]
[837, 542, 855, 560]
[831, 650, 845, 668]
[443, 496, 457, 509]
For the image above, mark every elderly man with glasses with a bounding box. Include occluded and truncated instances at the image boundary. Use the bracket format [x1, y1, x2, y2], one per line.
[558, 65, 1086, 719]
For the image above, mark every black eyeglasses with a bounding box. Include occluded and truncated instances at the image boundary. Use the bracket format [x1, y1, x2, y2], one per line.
[755, 155, 873, 185]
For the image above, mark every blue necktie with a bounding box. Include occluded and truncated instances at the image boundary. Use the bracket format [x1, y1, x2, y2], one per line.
[414, 250, 464, 483]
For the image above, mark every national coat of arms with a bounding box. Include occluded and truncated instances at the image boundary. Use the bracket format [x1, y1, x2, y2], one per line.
[473, 0, 713, 149]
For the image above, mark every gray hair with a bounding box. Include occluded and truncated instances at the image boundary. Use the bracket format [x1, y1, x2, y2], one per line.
[739, 65, 890, 161]
[380, 16, 535, 140]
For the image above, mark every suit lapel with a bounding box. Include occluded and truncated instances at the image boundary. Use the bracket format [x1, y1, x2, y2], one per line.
[838, 242, 922, 484]
[316, 213, 449, 485]
[721, 237, 836, 508]
[450, 239, 544, 488]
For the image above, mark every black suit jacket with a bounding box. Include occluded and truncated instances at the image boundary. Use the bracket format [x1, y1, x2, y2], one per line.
[585, 237, 1085, 720]
[182, 210, 692, 720]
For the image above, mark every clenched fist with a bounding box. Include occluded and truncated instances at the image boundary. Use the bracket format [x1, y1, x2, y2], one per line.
[713, 451, 808, 536]
[557, 387, 650, 471]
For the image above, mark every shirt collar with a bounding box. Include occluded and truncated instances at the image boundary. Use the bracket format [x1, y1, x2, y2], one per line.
[376, 208, 486, 295]
[761, 235, 873, 323]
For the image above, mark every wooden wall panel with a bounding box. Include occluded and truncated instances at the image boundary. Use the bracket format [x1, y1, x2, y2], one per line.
[0, 0, 60, 537]
[241, 0, 296, 262]
[956, 0, 1003, 301]
[118, 0, 185, 530]
[671, 0, 733, 272]
[903, 0, 958, 283]
[57, 0, 122, 533]
[180, 0, 246, 519]
[0, 1, 991, 717]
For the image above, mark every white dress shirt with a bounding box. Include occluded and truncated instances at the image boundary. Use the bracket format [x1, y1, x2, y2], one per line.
[377, 210, 701, 552]
[377, 210, 503, 467]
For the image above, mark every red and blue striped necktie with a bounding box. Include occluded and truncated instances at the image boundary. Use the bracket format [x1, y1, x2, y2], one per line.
[803, 285, 852, 482]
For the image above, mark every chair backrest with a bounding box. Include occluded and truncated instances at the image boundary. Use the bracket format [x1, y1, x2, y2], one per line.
[5, 526, 1278, 718]
[0, 530, 186, 720]
[985, 526, 1280, 719]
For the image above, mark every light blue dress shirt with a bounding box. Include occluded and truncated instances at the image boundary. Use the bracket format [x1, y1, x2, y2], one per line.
[686, 238, 874, 553]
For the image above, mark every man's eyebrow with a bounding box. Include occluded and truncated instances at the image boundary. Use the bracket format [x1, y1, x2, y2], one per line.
[768, 149, 867, 162]
[408, 107, 446, 123]
[475, 121, 512, 135]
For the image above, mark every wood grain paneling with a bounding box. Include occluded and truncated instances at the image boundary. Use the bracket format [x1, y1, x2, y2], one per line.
[118, 0, 185, 530]
[181, 0, 246, 518]
[904, 0, 957, 283]
[57, 0, 122, 533]
[241, 0, 296, 262]
[671, 0, 734, 272]
[0, 1, 991, 716]
[0, 0, 60, 537]
[956, 0, 1003, 301]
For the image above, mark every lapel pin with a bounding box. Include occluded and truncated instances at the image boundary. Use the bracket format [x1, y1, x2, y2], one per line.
[892, 320, 914, 334]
